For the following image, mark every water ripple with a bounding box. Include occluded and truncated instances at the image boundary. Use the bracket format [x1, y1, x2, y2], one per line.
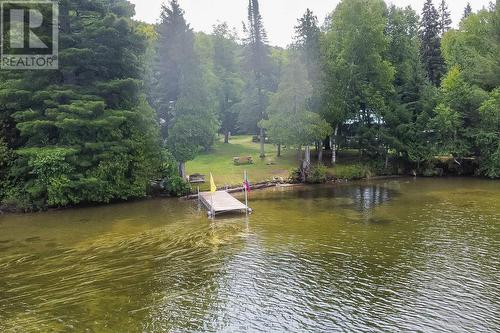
[0, 179, 499, 332]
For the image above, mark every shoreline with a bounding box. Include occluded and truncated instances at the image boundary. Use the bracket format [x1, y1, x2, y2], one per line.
[182, 175, 408, 200]
[0, 175, 500, 216]
[1, 174, 496, 215]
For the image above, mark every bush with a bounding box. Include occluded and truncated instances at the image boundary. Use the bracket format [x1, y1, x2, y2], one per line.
[479, 147, 500, 178]
[156, 149, 191, 196]
[307, 164, 328, 184]
[0, 138, 10, 202]
[161, 176, 191, 197]
[288, 168, 302, 183]
[334, 164, 371, 179]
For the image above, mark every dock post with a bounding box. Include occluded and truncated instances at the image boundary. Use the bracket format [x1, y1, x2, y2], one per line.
[244, 170, 248, 214]
[211, 192, 215, 219]
[197, 186, 200, 211]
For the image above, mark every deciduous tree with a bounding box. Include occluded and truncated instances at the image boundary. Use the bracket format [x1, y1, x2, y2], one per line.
[321, 0, 394, 163]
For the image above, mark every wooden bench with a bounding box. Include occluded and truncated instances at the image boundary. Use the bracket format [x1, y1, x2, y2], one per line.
[233, 156, 253, 165]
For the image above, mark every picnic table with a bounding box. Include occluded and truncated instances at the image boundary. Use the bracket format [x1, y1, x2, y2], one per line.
[188, 174, 206, 183]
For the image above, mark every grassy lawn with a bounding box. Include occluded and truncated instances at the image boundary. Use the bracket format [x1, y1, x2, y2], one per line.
[187, 135, 366, 189]
[186, 135, 298, 188]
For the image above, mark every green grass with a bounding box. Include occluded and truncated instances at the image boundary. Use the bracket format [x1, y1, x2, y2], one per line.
[186, 135, 368, 189]
[186, 136, 298, 188]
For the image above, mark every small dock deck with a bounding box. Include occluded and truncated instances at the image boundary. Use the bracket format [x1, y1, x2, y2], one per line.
[199, 191, 251, 217]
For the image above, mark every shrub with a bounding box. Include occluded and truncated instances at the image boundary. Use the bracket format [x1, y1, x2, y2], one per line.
[162, 176, 191, 196]
[307, 164, 328, 184]
[157, 149, 191, 196]
[479, 147, 500, 178]
[287, 168, 300, 183]
[334, 164, 371, 179]
[0, 138, 10, 202]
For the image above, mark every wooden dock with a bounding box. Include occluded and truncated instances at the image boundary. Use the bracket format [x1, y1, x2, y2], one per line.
[199, 191, 251, 217]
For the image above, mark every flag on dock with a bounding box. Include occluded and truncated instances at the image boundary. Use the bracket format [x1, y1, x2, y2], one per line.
[243, 171, 251, 193]
[210, 173, 217, 193]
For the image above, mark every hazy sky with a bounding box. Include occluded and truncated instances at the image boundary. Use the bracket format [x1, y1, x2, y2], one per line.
[129, 0, 491, 47]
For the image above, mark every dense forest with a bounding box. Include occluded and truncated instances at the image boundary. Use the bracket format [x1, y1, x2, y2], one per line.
[0, 0, 498, 210]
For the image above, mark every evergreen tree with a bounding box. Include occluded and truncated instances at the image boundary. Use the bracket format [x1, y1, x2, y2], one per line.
[0, 0, 162, 209]
[153, 1, 219, 178]
[294, 9, 321, 82]
[463, 3, 473, 19]
[153, 0, 196, 139]
[0, 71, 26, 151]
[243, 0, 270, 158]
[438, 0, 452, 36]
[212, 23, 243, 144]
[261, 56, 330, 167]
[386, 5, 436, 169]
[294, 9, 324, 160]
[420, 0, 445, 85]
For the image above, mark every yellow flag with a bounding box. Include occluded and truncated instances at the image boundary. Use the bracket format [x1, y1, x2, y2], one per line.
[210, 173, 217, 192]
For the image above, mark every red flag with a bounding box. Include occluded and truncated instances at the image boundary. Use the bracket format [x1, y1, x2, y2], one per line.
[243, 180, 251, 193]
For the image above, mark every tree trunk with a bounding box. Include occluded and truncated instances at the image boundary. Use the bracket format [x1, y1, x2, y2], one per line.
[385, 149, 389, 169]
[318, 141, 323, 163]
[331, 125, 339, 166]
[325, 137, 331, 150]
[301, 146, 311, 183]
[224, 131, 229, 144]
[179, 161, 186, 179]
[259, 128, 265, 158]
[301, 162, 307, 183]
[277, 144, 281, 157]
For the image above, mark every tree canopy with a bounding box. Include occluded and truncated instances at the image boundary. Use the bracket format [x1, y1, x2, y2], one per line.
[1, 0, 498, 211]
[1, 0, 161, 209]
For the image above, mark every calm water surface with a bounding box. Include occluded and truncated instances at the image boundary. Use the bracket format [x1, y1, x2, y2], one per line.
[0, 178, 499, 332]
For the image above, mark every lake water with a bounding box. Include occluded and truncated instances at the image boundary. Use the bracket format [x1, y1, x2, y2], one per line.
[0, 178, 499, 332]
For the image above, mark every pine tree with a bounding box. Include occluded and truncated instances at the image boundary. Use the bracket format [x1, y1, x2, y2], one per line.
[438, 0, 452, 36]
[294, 9, 321, 81]
[463, 3, 473, 19]
[488, 1, 496, 11]
[294, 9, 324, 160]
[212, 23, 243, 144]
[1, 0, 162, 209]
[244, 0, 270, 158]
[261, 55, 331, 163]
[420, 0, 445, 85]
[153, 0, 196, 139]
[386, 5, 436, 168]
[152, 1, 219, 178]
